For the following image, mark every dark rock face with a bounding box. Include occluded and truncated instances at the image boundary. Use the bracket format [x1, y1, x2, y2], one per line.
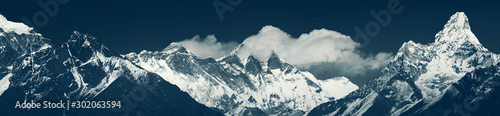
[0, 30, 222, 116]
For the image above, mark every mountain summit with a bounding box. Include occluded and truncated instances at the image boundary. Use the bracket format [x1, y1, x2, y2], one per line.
[309, 12, 500, 116]
[125, 42, 359, 115]
[435, 12, 481, 45]
[0, 14, 222, 116]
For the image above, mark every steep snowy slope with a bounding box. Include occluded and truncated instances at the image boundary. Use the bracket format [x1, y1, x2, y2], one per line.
[308, 12, 500, 116]
[0, 14, 221, 116]
[125, 43, 358, 115]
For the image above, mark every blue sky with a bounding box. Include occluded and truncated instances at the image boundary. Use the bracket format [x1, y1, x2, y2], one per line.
[1, 0, 499, 85]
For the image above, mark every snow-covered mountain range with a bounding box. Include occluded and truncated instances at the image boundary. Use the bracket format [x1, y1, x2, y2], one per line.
[308, 12, 500, 116]
[0, 13, 359, 116]
[0, 14, 221, 116]
[124, 41, 358, 115]
[2, 11, 498, 116]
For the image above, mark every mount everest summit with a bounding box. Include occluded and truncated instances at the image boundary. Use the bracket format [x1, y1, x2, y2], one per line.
[0, 11, 499, 116]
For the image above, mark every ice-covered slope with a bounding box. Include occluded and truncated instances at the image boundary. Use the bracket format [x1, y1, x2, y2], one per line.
[308, 12, 500, 116]
[0, 14, 33, 35]
[302, 72, 358, 99]
[125, 43, 359, 115]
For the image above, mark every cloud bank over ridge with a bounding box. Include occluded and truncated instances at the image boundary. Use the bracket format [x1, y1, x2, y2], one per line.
[179, 25, 393, 85]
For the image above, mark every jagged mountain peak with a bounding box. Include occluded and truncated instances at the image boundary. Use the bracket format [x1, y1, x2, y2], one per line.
[435, 12, 481, 45]
[266, 51, 282, 63]
[219, 53, 244, 67]
[269, 51, 279, 59]
[244, 55, 262, 71]
[246, 55, 259, 63]
[393, 40, 423, 60]
[63, 31, 115, 62]
[309, 12, 499, 116]
[267, 51, 284, 61]
[267, 51, 282, 69]
[444, 12, 470, 30]
[229, 43, 284, 64]
[161, 42, 188, 53]
[396, 12, 486, 62]
[66, 31, 110, 51]
[69, 31, 98, 43]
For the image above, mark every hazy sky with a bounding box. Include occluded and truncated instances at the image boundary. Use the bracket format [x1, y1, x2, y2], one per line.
[1, 0, 499, 85]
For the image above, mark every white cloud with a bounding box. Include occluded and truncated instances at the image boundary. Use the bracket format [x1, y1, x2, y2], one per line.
[179, 35, 239, 59]
[236, 26, 392, 70]
[179, 25, 393, 80]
